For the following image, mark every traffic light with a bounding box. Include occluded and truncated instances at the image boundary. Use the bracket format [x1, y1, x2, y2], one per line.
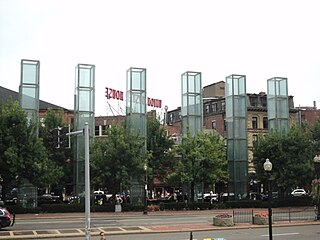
[48, 125, 70, 149]
[59, 126, 70, 149]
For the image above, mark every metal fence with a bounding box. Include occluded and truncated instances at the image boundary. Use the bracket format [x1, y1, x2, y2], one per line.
[232, 207, 316, 224]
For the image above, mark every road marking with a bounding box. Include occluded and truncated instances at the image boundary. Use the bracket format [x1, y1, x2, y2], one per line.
[261, 232, 300, 237]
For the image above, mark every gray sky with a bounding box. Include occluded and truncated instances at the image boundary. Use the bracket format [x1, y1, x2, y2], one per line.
[1, 0, 319, 116]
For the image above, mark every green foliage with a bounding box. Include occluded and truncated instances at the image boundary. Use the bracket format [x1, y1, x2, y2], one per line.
[0, 100, 62, 191]
[38, 109, 70, 192]
[146, 116, 175, 184]
[253, 126, 314, 195]
[90, 125, 146, 193]
[169, 130, 228, 198]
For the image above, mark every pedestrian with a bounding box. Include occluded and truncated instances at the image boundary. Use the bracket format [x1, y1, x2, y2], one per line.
[99, 231, 106, 240]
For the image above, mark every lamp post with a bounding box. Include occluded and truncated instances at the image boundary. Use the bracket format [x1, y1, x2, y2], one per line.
[143, 163, 148, 215]
[264, 158, 273, 240]
[313, 155, 320, 220]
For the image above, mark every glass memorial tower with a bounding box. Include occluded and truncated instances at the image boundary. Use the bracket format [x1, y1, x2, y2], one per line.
[225, 74, 248, 199]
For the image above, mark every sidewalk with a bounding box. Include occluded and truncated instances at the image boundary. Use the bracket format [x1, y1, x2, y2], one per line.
[1, 210, 319, 239]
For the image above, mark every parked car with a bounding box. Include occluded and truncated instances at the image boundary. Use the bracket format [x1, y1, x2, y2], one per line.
[201, 193, 218, 203]
[93, 190, 113, 204]
[0, 207, 15, 229]
[5, 188, 18, 205]
[38, 194, 61, 205]
[291, 189, 307, 197]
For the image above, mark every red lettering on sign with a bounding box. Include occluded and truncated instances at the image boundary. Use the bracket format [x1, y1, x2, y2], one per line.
[147, 97, 162, 108]
[105, 87, 124, 101]
[106, 87, 160, 106]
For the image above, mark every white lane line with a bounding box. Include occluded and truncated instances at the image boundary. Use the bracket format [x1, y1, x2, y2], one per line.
[261, 232, 300, 237]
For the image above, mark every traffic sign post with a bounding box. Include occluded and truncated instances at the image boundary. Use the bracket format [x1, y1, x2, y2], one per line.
[67, 124, 90, 240]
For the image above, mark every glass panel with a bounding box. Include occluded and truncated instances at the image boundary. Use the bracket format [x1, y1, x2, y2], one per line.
[195, 73, 201, 93]
[234, 96, 246, 117]
[131, 71, 141, 90]
[267, 79, 275, 96]
[182, 74, 188, 94]
[225, 76, 233, 96]
[141, 70, 146, 91]
[79, 68, 91, 87]
[227, 122, 233, 138]
[188, 95, 195, 115]
[181, 95, 188, 115]
[227, 140, 234, 159]
[131, 91, 143, 113]
[277, 99, 289, 118]
[279, 79, 287, 96]
[188, 75, 195, 92]
[189, 116, 196, 135]
[226, 96, 233, 118]
[22, 64, 37, 84]
[79, 89, 90, 111]
[195, 116, 202, 129]
[238, 76, 246, 94]
[21, 87, 36, 109]
[268, 98, 276, 119]
[234, 118, 247, 139]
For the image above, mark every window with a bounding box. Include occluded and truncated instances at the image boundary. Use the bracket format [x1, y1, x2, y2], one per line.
[102, 125, 108, 135]
[253, 134, 258, 147]
[249, 96, 258, 107]
[263, 117, 268, 129]
[95, 126, 100, 136]
[205, 105, 209, 114]
[221, 101, 226, 111]
[261, 97, 267, 107]
[252, 117, 258, 129]
[212, 103, 217, 112]
[211, 120, 216, 129]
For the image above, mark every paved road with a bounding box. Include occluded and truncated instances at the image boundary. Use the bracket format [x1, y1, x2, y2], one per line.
[0, 209, 319, 239]
[12, 213, 217, 230]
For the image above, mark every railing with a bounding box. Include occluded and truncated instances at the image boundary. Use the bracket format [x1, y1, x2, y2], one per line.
[231, 207, 316, 224]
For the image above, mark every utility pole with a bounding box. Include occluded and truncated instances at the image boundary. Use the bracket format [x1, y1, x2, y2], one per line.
[67, 123, 91, 239]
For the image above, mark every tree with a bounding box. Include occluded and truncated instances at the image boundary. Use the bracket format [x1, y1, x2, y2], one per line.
[169, 130, 227, 202]
[146, 116, 175, 187]
[0, 100, 62, 193]
[90, 125, 146, 194]
[253, 126, 314, 196]
[38, 109, 70, 194]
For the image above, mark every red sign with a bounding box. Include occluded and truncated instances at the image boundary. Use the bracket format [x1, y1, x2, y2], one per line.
[147, 97, 162, 108]
[105, 87, 162, 108]
[105, 87, 124, 101]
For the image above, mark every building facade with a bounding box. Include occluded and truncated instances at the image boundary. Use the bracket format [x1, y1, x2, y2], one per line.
[166, 82, 299, 177]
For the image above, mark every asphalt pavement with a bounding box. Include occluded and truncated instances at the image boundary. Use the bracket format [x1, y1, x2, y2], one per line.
[1, 210, 319, 239]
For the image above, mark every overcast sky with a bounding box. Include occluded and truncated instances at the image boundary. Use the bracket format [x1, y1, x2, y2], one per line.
[1, 0, 319, 116]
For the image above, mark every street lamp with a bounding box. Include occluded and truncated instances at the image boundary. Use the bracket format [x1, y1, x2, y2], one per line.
[143, 163, 148, 215]
[264, 158, 273, 240]
[313, 155, 320, 220]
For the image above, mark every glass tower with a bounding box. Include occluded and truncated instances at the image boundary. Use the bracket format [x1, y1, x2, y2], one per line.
[225, 74, 248, 199]
[267, 77, 289, 133]
[126, 67, 147, 205]
[74, 64, 95, 196]
[181, 71, 203, 137]
[19, 59, 40, 128]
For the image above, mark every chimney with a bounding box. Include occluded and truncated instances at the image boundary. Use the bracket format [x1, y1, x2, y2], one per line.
[313, 101, 317, 110]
